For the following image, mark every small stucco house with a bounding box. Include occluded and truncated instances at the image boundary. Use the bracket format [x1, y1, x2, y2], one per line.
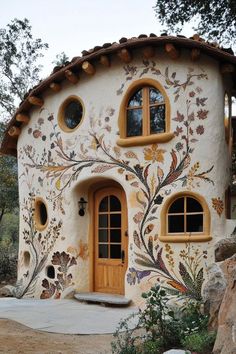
[1, 34, 236, 304]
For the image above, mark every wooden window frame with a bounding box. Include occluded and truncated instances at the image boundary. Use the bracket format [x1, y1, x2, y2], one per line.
[58, 95, 85, 133]
[117, 78, 174, 147]
[160, 191, 211, 243]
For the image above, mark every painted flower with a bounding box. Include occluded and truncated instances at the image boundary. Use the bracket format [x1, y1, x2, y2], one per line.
[212, 197, 224, 217]
[197, 109, 208, 120]
[175, 142, 183, 151]
[127, 267, 151, 285]
[144, 144, 166, 163]
[174, 126, 183, 137]
[196, 125, 204, 135]
[189, 91, 195, 97]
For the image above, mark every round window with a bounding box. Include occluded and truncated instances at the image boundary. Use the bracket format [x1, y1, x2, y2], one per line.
[58, 96, 84, 132]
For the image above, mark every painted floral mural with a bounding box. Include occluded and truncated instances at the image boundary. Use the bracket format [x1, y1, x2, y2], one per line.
[17, 61, 217, 299]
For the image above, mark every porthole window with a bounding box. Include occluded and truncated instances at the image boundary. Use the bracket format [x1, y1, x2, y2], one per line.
[58, 96, 84, 132]
[46, 265, 55, 279]
[160, 192, 211, 242]
[34, 198, 48, 230]
[117, 78, 174, 147]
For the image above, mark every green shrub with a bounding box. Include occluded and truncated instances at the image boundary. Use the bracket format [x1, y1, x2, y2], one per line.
[111, 285, 216, 354]
[181, 331, 216, 353]
[0, 240, 17, 281]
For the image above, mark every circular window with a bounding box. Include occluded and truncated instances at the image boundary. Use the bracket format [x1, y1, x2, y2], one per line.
[34, 198, 48, 230]
[23, 251, 30, 267]
[58, 96, 84, 132]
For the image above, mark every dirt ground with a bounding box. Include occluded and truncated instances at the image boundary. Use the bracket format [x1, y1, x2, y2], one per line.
[0, 319, 113, 354]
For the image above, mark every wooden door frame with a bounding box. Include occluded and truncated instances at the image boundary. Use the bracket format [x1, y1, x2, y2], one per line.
[88, 180, 128, 292]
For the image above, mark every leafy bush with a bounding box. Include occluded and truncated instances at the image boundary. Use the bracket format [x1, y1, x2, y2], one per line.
[0, 240, 17, 282]
[111, 285, 215, 354]
[181, 331, 216, 353]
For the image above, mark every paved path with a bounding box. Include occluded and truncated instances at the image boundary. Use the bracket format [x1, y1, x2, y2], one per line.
[0, 298, 138, 335]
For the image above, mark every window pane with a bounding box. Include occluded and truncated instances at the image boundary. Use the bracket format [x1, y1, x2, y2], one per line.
[187, 215, 203, 232]
[99, 244, 108, 258]
[168, 215, 185, 233]
[99, 229, 108, 242]
[169, 198, 184, 213]
[149, 88, 164, 104]
[110, 214, 121, 227]
[110, 245, 121, 259]
[110, 196, 121, 211]
[64, 100, 83, 129]
[127, 109, 142, 137]
[99, 197, 108, 212]
[187, 198, 203, 212]
[99, 214, 108, 227]
[150, 105, 165, 134]
[110, 229, 121, 243]
[128, 89, 142, 107]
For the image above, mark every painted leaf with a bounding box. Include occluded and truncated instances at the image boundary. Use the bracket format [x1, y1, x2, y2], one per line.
[55, 179, 61, 190]
[144, 164, 151, 179]
[136, 192, 146, 209]
[156, 248, 171, 276]
[40, 279, 57, 299]
[169, 149, 177, 173]
[125, 174, 135, 181]
[167, 280, 188, 293]
[133, 230, 141, 249]
[154, 195, 164, 205]
[179, 262, 195, 292]
[148, 236, 154, 257]
[173, 111, 184, 122]
[133, 212, 144, 224]
[144, 224, 154, 234]
[212, 197, 224, 217]
[113, 146, 121, 157]
[92, 164, 114, 173]
[131, 181, 139, 188]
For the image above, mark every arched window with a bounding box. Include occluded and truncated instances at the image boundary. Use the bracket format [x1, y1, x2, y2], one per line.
[117, 79, 174, 147]
[160, 192, 211, 242]
[126, 86, 165, 137]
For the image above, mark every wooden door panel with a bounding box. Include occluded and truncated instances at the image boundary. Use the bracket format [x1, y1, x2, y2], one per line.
[94, 187, 128, 295]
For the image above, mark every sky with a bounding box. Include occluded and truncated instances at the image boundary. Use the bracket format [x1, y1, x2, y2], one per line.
[0, 0, 195, 78]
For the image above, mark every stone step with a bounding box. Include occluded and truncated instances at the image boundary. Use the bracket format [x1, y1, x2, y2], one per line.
[74, 292, 132, 306]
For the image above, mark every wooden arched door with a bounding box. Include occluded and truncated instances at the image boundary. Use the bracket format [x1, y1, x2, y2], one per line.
[94, 187, 128, 295]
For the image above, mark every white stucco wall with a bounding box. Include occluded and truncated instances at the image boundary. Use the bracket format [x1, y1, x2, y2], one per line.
[15, 48, 235, 303]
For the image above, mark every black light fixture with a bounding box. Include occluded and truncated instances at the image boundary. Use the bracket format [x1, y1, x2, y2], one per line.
[78, 197, 88, 216]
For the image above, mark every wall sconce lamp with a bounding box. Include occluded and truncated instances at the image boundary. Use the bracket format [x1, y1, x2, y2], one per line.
[78, 197, 88, 216]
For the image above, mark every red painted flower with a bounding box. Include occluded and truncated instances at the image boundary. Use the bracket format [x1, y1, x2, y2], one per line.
[196, 125, 204, 135]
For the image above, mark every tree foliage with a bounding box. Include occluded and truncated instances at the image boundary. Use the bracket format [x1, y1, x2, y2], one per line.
[0, 19, 48, 228]
[154, 0, 236, 46]
[52, 51, 69, 66]
[0, 18, 48, 119]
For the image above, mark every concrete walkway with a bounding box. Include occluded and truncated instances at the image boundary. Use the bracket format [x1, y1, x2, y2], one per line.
[0, 298, 138, 335]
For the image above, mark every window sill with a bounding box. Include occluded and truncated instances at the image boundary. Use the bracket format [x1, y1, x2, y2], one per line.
[159, 235, 212, 243]
[116, 132, 175, 147]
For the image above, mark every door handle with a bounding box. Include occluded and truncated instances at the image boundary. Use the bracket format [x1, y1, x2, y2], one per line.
[121, 250, 125, 264]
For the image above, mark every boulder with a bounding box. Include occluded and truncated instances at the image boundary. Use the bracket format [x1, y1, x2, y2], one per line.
[213, 256, 236, 354]
[0, 285, 15, 297]
[202, 263, 227, 330]
[215, 236, 236, 262]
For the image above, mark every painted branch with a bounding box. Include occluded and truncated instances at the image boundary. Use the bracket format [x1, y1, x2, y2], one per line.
[100, 55, 110, 67]
[50, 82, 61, 92]
[8, 126, 21, 137]
[220, 63, 235, 74]
[191, 48, 201, 61]
[28, 96, 44, 107]
[65, 70, 79, 84]
[117, 48, 132, 63]
[142, 46, 155, 59]
[16, 113, 30, 124]
[165, 43, 180, 60]
[82, 61, 96, 75]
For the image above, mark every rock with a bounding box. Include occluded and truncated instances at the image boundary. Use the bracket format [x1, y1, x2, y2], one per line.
[0, 285, 15, 297]
[202, 263, 227, 330]
[213, 257, 236, 354]
[215, 236, 236, 262]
